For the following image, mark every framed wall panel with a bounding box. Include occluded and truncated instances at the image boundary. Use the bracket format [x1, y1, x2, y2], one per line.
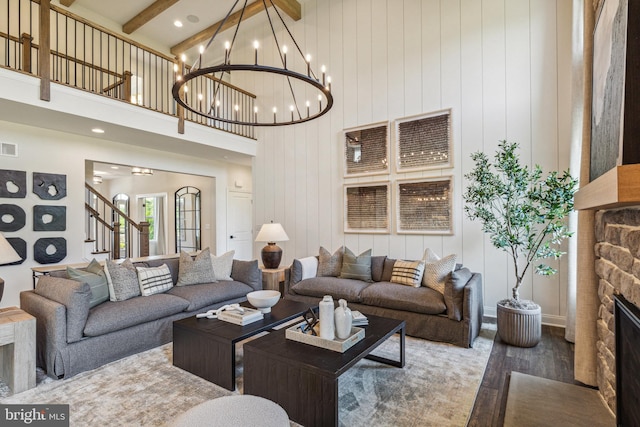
[343, 122, 390, 177]
[344, 182, 390, 234]
[395, 177, 453, 235]
[394, 109, 452, 172]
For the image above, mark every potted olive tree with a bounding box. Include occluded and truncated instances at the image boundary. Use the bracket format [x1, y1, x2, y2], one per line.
[463, 141, 577, 347]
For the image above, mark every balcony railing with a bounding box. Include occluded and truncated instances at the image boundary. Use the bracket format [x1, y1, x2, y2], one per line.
[0, 0, 256, 139]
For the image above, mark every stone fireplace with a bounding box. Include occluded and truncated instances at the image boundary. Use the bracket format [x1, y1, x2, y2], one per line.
[593, 208, 640, 412]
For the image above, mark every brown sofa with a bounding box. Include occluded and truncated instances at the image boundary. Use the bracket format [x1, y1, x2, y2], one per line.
[283, 256, 483, 348]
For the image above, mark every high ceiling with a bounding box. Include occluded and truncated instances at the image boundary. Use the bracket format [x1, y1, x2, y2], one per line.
[60, 0, 302, 57]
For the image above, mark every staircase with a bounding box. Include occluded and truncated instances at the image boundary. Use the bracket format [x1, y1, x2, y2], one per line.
[85, 183, 150, 260]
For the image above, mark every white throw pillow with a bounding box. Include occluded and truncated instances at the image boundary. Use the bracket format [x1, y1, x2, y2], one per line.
[422, 250, 457, 294]
[211, 250, 235, 281]
[298, 256, 319, 280]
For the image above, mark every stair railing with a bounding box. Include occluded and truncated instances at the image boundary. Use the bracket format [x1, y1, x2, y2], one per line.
[85, 183, 149, 259]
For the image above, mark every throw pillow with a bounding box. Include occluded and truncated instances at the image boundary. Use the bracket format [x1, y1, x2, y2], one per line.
[317, 246, 344, 277]
[104, 258, 141, 302]
[67, 260, 110, 308]
[423, 248, 441, 262]
[445, 268, 473, 321]
[339, 248, 372, 282]
[422, 252, 457, 294]
[390, 260, 426, 287]
[298, 256, 319, 280]
[177, 248, 217, 286]
[211, 250, 235, 281]
[136, 264, 174, 296]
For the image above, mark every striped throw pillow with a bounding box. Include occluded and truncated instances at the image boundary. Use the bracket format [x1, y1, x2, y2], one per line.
[136, 264, 174, 296]
[390, 260, 425, 287]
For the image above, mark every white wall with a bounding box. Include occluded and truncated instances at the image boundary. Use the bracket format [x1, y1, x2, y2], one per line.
[249, 0, 574, 325]
[0, 120, 249, 308]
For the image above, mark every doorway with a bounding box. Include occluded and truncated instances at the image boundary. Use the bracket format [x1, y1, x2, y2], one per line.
[136, 193, 168, 256]
[227, 191, 253, 260]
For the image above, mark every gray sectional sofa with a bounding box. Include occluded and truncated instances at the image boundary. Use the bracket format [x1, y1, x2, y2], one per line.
[20, 256, 261, 379]
[284, 256, 483, 347]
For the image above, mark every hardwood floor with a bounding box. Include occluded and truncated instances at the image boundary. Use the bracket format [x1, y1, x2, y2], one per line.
[467, 323, 579, 426]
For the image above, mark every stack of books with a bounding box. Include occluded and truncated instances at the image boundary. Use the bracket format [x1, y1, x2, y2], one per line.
[351, 311, 368, 326]
[218, 307, 264, 325]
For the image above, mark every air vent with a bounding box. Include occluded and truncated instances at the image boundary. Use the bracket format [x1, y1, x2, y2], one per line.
[0, 142, 18, 157]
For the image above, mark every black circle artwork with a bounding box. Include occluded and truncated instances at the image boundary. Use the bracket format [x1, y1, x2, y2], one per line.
[33, 206, 66, 231]
[0, 204, 26, 232]
[34, 238, 67, 264]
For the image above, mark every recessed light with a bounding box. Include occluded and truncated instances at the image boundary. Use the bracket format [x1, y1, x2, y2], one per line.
[174, 20, 183, 28]
[111, 166, 119, 170]
[91, 128, 105, 134]
[187, 15, 199, 23]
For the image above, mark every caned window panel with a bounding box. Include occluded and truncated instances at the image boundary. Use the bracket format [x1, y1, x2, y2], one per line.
[343, 123, 390, 177]
[395, 109, 452, 172]
[344, 183, 390, 233]
[396, 177, 453, 235]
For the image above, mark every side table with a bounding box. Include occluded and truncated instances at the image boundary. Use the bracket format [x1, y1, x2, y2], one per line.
[260, 266, 286, 294]
[0, 307, 36, 394]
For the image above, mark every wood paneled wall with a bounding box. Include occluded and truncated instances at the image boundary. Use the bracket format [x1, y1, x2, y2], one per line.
[250, 0, 574, 323]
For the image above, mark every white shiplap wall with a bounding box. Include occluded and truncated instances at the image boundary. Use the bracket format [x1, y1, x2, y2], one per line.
[249, 0, 574, 324]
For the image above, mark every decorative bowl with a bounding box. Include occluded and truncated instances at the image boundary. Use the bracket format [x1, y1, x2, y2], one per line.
[247, 290, 281, 313]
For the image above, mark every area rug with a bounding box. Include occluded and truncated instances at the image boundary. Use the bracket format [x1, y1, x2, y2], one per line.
[1, 326, 495, 427]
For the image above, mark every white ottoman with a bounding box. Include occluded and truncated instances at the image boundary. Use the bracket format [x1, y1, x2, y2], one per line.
[168, 395, 290, 427]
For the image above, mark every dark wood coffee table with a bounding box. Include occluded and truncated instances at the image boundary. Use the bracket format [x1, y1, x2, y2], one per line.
[172, 299, 311, 391]
[243, 314, 405, 427]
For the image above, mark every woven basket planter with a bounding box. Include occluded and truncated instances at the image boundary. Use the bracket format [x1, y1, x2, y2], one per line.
[496, 302, 542, 348]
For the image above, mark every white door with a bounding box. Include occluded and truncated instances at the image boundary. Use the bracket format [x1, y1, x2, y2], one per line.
[227, 191, 253, 260]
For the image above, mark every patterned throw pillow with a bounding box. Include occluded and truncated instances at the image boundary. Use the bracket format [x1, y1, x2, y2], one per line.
[390, 260, 426, 287]
[211, 250, 235, 281]
[339, 248, 372, 282]
[104, 258, 141, 302]
[67, 259, 109, 307]
[317, 246, 344, 277]
[177, 248, 217, 286]
[136, 264, 174, 296]
[422, 251, 457, 294]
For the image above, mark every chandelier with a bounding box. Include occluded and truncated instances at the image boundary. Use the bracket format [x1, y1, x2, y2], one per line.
[171, 0, 334, 127]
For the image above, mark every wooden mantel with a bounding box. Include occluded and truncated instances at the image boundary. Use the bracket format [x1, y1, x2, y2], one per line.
[575, 165, 640, 210]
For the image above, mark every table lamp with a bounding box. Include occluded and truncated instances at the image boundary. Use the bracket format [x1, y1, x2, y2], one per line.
[255, 222, 289, 269]
[0, 233, 22, 303]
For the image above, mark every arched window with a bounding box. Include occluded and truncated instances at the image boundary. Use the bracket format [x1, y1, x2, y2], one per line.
[175, 187, 201, 252]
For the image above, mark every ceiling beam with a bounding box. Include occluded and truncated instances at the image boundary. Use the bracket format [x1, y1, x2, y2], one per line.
[170, 0, 301, 56]
[123, 0, 180, 34]
[60, 0, 76, 6]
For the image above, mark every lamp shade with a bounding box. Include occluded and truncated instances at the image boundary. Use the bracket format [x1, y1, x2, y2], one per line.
[255, 223, 289, 243]
[0, 234, 21, 265]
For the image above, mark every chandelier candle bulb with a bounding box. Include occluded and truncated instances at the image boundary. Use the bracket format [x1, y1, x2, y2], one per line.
[282, 45, 288, 69]
[180, 54, 186, 74]
[321, 65, 326, 85]
[306, 53, 311, 76]
[290, 105, 294, 121]
[254, 106, 258, 122]
[273, 107, 277, 123]
[318, 94, 322, 110]
[198, 93, 203, 110]
[224, 41, 230, 64]
[198, 45, 204, 69]
[327, 76, 332, 91]
[306, 100, 310, 118]
[253, 40, 259, 65]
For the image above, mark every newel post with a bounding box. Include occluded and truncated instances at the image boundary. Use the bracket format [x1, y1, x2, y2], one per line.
[21, 33, 33, 73]
[139, 221, 150, 257]
[112, 221, 120, 259]
[39, 0, 51, 101]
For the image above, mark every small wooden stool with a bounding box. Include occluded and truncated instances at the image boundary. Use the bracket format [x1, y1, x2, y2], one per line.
[0, 307, 36, 394]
